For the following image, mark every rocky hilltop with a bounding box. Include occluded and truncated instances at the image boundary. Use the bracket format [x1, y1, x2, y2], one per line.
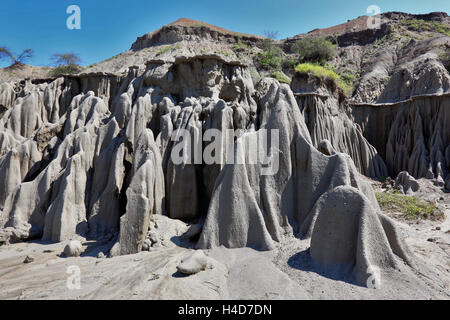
[0, 12, 449, 299]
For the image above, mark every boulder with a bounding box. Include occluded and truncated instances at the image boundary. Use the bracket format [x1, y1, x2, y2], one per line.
[63, 240, 82, 257]
[177, 250, 209, 275]
[395, 171, 420, 194]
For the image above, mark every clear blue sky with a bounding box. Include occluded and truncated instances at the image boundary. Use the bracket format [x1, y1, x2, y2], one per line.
[0, 0, 448, 67]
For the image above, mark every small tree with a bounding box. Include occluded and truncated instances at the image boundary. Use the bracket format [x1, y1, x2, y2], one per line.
[51, 53, 81, 66]
[259, 30, 283, 71]
[293, 36, 336, 64]
[0, 46, 14, 63]
[15, 49, 33, 64]
[263, 30, 279, 40]
[0, 46, 33, 67]
[50, 53, 82, 76]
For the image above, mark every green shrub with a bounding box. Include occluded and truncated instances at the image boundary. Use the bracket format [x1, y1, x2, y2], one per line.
[272, 71, 291, 84]
[259, 39, 283, 70]
[260, 49, 283, 70]
[50, 53, 82, 76]
[375, 191, 441, 220]
[294, 63, 352, 94]
[50, 64, 81, 77]
[292, 37, 336, 63]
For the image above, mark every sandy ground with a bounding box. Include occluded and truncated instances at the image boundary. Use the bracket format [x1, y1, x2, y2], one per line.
[0, 178, 448, 300]
[0, 213, 448, 300]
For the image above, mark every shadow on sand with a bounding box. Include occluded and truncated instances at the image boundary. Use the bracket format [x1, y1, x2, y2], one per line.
[287, 248, 364, 288]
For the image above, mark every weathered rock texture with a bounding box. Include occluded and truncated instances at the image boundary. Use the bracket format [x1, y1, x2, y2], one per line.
[351, 94, 450, 182]
[1, 12, 447, 288]
[0, 56, 256, 253]
[196, 78, 415, 285]
[291, 73, 388, 178]
[177, 250, 209, 275]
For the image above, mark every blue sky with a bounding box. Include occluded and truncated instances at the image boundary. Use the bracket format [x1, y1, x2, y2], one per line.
[0, 0, 449, 67]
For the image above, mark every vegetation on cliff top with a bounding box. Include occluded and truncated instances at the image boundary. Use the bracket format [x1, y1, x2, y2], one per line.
[259, 45, 284, 70]
[292, 37, 336, 64]
[294, 63, 353, 95]
[50, 53, 82, 76]
[400, 18, 450, 36]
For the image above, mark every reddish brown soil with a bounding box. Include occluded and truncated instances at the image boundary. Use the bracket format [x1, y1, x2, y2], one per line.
[168, 17, 262, 38]
[307, 15, 372, 37]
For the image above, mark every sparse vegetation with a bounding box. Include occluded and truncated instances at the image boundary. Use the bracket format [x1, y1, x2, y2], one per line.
[282, 58, 297, 73]
[295, 63, 337, 79]
[263, 30, 279, 40]
[400, 18, 450, 36]
[50, 53, 82, 76]
[292, 37, 335, 64]
[51, 53, 81, 66]
[0, 46, 33, 67]
[250, 69, 261, 84]
[0, 47, 13, 63]
[259, 47, 283, 70]
[217, 49, 230, 57]
[98, 53, 121, 64]
[373, 34, 391, 48]
[375, 191, 442, 220]
[233, 38, 246, 51]
[193, 22, 207, 28]
[272, 71, 291, 84]
[258, 37, 283, 71]
[294, 63, 352, 94]
[439, 47, 450, 72]
[257, 30, 285, 70]
[156, 45, 174, 55]
[340, 69, 358, 89]
[51, 65, 81, 76]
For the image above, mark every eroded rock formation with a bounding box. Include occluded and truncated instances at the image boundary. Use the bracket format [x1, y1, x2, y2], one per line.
[0, 56, 256, 252]
[1, 12, 448, 289]
[196, 78, 415, 284]
[351, 94, 450, 184]
[291, 73, 388, 178]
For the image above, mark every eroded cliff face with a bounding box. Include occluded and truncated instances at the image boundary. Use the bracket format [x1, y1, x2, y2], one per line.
[291, 73, 388, 178]
[350, 94, 450, 184]
[0, 54, 422, 287]
[0, 12, 448, 288]
[0, 56, 256, 245]
[296, 12, 450, 185]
